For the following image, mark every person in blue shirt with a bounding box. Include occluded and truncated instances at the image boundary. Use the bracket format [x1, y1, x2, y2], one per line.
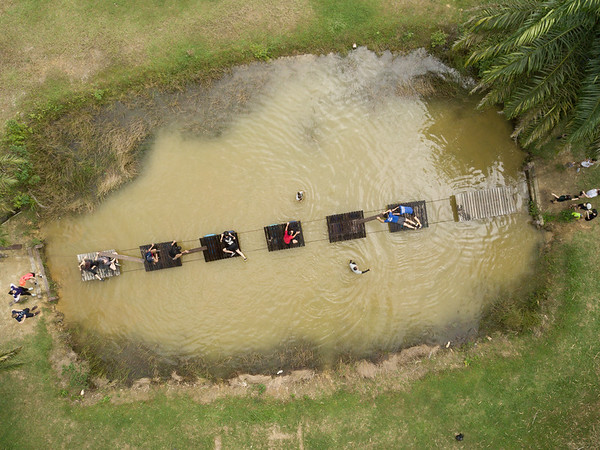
[12, 306, 39, 323]
[145, 244, 159, 264]
[377, 206, 422, 229]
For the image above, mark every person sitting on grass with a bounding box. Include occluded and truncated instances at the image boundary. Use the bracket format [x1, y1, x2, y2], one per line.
[12, 306, 39, 324]
[283, 222, 300, 245]
[145, 244, 160, 264]
[579, 188, 600, 199]
[79, 259, 103, 281]
[377, 208, 422, 229]
[220, 231, 247, 261]
[19, 272, 41, 287]
[585, 208, 598, 221]
[168, 241, 190, 260]
[551, 193, 579, 203]
[8, 283, 36, 305]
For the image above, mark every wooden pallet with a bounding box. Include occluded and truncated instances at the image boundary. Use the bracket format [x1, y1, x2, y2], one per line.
[386, 201, 428, 232]
[139, 242, 184, 272]
[77, 249, 120, 282]
[453, 187, 517, 222]
[326, 211, 366, 243]
[200, 232, 243, 262]
[264, 221, 305, 252]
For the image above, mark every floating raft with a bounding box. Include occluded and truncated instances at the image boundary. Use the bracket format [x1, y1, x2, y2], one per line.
[77, 249, 120, 282]
[139, 242, 183, 272]
[453, 187, 517, 222]
[200, 232, 243, 262]
[386, 201, 428, 233]
[264, 221, 305, 252]
[326, 210, 366, 243]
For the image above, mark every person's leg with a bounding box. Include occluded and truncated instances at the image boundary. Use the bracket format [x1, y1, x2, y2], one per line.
[403, 222, 416, 229]
[236, 249, 248, 261]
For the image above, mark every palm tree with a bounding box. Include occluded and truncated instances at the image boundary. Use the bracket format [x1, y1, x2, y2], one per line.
[0, 347, 23, 372]
[455, 0, 600, 153]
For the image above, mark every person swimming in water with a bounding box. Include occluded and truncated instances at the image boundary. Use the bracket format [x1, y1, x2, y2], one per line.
[349, 260, 370, 274]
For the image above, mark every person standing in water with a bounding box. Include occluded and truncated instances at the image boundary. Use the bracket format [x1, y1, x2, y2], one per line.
[349, 260, 370, 274]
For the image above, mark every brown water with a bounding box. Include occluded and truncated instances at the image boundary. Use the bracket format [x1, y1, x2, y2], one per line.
[44, 49, 541, 363]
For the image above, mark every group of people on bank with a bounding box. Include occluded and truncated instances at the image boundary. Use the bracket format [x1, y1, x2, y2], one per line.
[7, 272, 42, 323]
[551, 187, 600, 222]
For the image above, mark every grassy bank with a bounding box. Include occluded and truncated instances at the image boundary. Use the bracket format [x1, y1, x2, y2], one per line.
[4, 0, 598, 447]
[1, 232, 598, 447]
[0, 0, 481, 218]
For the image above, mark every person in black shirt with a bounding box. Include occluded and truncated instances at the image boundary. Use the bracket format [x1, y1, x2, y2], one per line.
[168, 241, 190, 260]
[220, 231, 247, 261]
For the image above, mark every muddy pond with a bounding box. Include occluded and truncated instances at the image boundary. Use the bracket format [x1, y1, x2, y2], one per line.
[44, 49, 542, 367]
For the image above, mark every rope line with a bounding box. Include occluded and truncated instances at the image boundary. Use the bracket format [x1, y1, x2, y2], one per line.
[55, 182, 526, 262]
[85, 217, 458, 273]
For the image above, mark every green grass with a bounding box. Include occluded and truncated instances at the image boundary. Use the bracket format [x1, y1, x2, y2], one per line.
[1, 232, 599, 447]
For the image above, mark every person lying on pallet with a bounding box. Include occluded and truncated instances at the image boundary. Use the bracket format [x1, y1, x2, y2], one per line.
[283, 222, 300, 245]
[94, 253, 118, 271]
[79, 259, 103, 281]
[144, 244, 160, 264]
[168, 241, 190, 260]
[220, 231, 247, 261]
[377, 206, 422, 229]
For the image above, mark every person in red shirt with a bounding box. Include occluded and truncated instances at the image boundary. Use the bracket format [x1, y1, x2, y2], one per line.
[283, 222, 300, 245]
[19, 272, 40, 287]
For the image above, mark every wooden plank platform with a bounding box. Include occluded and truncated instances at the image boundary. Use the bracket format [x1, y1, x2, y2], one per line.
[326, 211, 366, 243]
[200, 232, 243, 262]
[386, 201, 428, 233]
[139, 242, 183, 272]
[77, 249, 121, 282]
[264, 221, 305, 252]
[454, 187, 517, 222]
